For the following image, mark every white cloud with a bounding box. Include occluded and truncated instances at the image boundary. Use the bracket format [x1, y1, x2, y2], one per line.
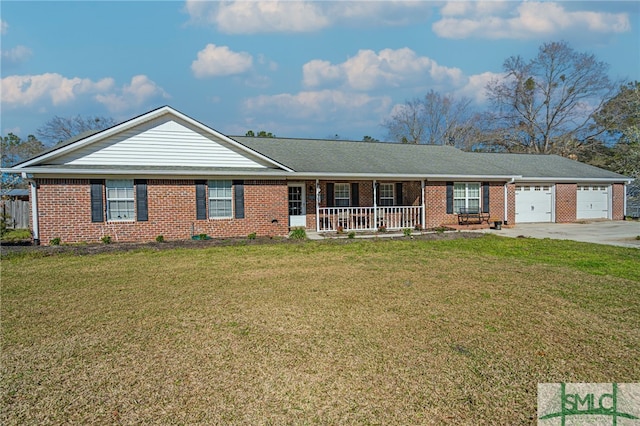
[454, 71, 503, 104]
[184, 0, 433, 34]
[191, 44, 253, 78]
[1, 73, 114, 107]
[1, 20, 8, 35]
[1, 73, 168, 114]
[303, 48, 464, 91]
[186, 1, 328, 34]
[244, 90, 392, 122]
[433, 1, 630, 39]
[1, 45, 33, 65]
[95, 75, 170, 113]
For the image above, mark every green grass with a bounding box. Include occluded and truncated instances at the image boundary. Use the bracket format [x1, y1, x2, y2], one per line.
[0, 228, 31, 242]
[2, 236, 639, 424]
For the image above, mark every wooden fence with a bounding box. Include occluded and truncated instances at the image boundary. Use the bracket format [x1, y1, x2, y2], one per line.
[1, 199, 30, 229]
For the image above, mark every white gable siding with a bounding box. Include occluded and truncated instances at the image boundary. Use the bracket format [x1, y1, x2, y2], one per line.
[50, 118, 267, 168]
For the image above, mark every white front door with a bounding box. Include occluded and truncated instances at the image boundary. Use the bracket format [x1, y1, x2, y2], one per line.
[577, 184, 609, 219]
[515, 184, 553, 223]
[288, 184, 306, 227]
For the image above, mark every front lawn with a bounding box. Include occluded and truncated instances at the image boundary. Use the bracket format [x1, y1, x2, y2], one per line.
[2, 235, 638, 424]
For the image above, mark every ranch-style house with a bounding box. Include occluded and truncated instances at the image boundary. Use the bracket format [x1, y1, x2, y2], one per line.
[4, 106, 631, 245]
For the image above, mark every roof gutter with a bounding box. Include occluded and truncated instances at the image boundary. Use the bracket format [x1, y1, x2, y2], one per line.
[515, 177, 631, 183]
[2, 167, 522, 181]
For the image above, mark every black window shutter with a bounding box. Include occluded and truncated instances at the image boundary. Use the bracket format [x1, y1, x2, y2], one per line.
[326, 183, 335, 207]
[350, 183, 359, 207]
[233, 180, 245, 219]
[195, 180, 207, 220]
[395, 182, 403, 206]
[446, 182, 454, 214]
[135, 179, 148, 221]
[375, 183, 380, 205]
[90, 179, 104, 223]
[482, 182, 490, 213]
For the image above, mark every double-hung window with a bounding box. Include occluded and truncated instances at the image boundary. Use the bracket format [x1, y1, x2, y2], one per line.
[379, 183, 394, 206]
[453, 182, 480, 213]
[208, 180, 232, 218]
[106, 179, 135, 221]
[334, 183, 350, 207]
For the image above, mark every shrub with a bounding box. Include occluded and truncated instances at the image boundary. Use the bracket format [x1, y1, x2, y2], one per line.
[0, 212, 9, 238]
[247, 232, 257, 240]
[378, 225, 387, 233]
[347, 231, 356, 239]
[198, 233, 208, 240]
[49, 237, 61, 246]
[155, 235, 165, 243]
[289, 228, 307, 240]
[414, 224, 423, 231]
[101, 235, 112, 244]
[336, 226, 344, 234]
[403, 228, 412, 237]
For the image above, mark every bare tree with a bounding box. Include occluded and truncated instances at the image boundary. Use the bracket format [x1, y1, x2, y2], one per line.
[1, 133, 46, 192]
[383, 90, 474, 147]
[36, 115, 117, 146]
[485, 41, 617, 155]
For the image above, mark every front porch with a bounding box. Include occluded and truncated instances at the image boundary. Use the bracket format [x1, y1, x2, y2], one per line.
[317, 206, 423, 232]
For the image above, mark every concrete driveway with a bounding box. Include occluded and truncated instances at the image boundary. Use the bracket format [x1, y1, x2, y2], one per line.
[479, 221, 640, 248]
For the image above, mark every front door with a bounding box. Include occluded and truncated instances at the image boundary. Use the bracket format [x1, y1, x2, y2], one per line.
[288, 184, 306, 227]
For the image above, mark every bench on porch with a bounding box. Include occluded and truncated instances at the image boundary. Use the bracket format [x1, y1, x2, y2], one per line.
[457, 207, 490, 225]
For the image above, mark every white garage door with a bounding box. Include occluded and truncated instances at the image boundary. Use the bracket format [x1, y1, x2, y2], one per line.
[577, 185, 609, 219]
[515, 185, 553, 223]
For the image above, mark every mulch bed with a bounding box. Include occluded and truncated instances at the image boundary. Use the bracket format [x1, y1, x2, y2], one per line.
[1, 231, 483, 258]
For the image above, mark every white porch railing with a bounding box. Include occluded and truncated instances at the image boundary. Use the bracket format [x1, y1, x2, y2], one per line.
[319, 206, 422, 232]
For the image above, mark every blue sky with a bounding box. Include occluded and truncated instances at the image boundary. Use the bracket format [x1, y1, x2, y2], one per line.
[1, 1, 639, 142]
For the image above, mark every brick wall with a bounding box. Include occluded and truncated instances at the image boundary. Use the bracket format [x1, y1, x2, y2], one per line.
[424, 182, 450, 227]
[506, 183, 516, 225]
[612, 183, 625, 220]
[555, 183, 577, 223]
[35, 179, 289, 245]
[424, 182, 507, 228]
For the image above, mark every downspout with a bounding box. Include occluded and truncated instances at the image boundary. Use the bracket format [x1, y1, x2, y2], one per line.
[315, 179, 320, 232]
[22, 172, 40, 245]
[421, 179, 426, 229]
[504, 178, 515, 225]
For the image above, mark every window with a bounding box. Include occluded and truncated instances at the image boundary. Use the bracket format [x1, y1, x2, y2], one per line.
[208, 180, 232, 218]
[453, 182, 480, 213]
[334, 183, 350, 207]
[379, 183, 394, 206]
[106, 179, 134, 221]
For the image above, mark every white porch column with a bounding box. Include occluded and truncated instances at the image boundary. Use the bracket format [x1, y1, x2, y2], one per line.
[315, 179, 320, 231]
[421, 179, 426, 229]
[372, 180, 377, 227]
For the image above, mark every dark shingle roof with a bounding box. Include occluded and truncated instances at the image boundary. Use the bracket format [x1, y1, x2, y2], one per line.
[233, 136, 629, 180]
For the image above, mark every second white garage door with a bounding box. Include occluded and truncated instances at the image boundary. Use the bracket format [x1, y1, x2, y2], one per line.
[577, 185, 609, 219]
[515, 185, 553, 223]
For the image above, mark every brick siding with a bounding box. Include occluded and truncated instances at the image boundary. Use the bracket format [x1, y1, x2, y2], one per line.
[612, 183, 625, 220]
[555, 183, 577, 223]
[36, 179, 288, 245]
